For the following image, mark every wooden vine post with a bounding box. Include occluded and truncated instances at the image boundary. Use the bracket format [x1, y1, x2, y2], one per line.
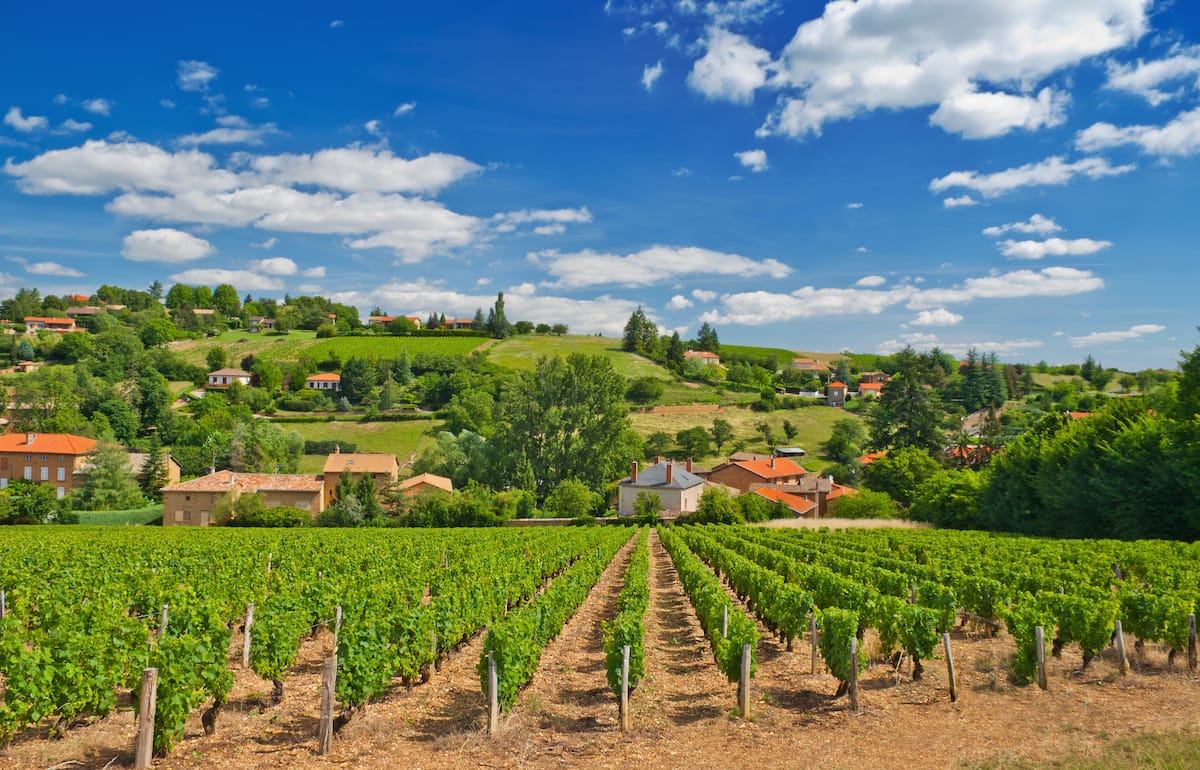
[242, 603, 255, 669]
[737, 643, 751, 718]
[0, 589, 6, 618]
[1034, 625, 1048, 690]
[848, 637, 860, 712]
[158, 604, 169, 639]
[333, 605, 342, 651]
[721, 605, 728, 638]
[134, 667, 158, 770]
[318, 655, 337, 755]
[942, 632, 957, 703]
[487, 651, 499, 736]
[619, 644, 631, 731]
[1114, 619, 1127, 676]
[1189, 614, 1197, 673]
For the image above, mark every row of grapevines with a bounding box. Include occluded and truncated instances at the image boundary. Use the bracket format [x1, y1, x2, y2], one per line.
[657, 527, 758, 684]
[603, 528, 648, 697]
[479, 528, 630, 711]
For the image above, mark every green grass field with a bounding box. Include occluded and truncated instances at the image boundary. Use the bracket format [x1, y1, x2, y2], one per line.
[488, 334, 670, 378]
[289, 417, 439, 473]
[172, 331, 485, 367]
[629, 404, 856, 470]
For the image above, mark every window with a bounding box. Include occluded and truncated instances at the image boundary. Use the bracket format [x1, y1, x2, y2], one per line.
[40, 467, 48, 481]
[0, 478, 7, 488]
[24, 466, 32, 480]
[57, 467, 65, 482]
[56, 487, 65, 498]
[41, 455, 47, 461]
[24, 454, 30, 461]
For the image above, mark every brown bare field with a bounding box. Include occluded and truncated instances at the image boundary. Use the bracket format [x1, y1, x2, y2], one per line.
[3, 530, 1198, 770]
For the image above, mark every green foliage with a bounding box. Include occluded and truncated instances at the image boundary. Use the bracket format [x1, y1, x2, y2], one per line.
[675, 425, 713, 459]
[867, 347, 944, 452]
[860, 446, 942, 507]
[74, 444, 148, 511]
[228, 504, 311, 527]
[633, 490, 663, 520]
[543, 479, 600, 518]
[908, 468, 983, 528]
[680, 487, 743, 525]
[205, 346, 227, 372]
[626, 376, 665, 404]
[829, 489, 898, 520]
[823, 417, 867, 465]
[0, 479, 75, 524]
[603, 529, 649, 696]
[817, 608, 867, 686]
[710, 418, 734, 452]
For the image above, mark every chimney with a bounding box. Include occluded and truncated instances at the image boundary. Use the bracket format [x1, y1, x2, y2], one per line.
[769, 457, 776, 469]
[666, 463, 674, 484]
[686, 457, 693, 473]
[630, 461, 639, 483]
[25, 432, 37, 445]
[654, 456, 661, 465]
[334, 445, 340, 454]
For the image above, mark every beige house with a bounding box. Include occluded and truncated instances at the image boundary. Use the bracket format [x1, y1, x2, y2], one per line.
[23, 316, 76, 333]
[616, 460, 705, 517]
[398, 473, 454, 496]
[306, 372, 341, 391]
[160, 470, 326, 526]
[322, 450, 399, 506]
[684, 350, 721, 366]
[207, 368, 253, 388]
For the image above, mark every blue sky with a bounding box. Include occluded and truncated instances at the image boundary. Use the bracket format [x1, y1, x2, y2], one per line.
[2, 0, 1198, 369]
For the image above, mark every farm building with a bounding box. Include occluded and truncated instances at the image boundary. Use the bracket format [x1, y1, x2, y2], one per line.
[160, 470, 326, 526]
[616, 459, 704, 517]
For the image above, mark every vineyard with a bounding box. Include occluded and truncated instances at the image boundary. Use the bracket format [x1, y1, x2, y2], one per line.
[1, 525, 1199, 769]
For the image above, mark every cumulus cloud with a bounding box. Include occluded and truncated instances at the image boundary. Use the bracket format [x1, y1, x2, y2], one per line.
[756, 1, 1148, 140]
[54, 119, 93, 134]
[930, 155, 1135, 199]
[121, 228, 215, 263]
[81, 98, 112, 116]
[253, 148, 481, 194]
[688, 27, 772, 104]
[998, 237, 1112, 260]
[530, 244, 791, 289]
[909, 266, 1104, 309]
[943, 195, 978, 208]
[1070, 323, 1165, 346]
[3, 140, 237, 195]
[364, 120, 384, 137]
[671, 167, 692, 177]
[6, 256, 85, 277]
[1105, 49, 1200, 105]
[394, 101, 417, 116]
[691, 289, 717, 302]
[302, 266, 326, 278]
[855, 275, 887, 287]
[847, 202, 863, 209]
[170, 268, 283, 291]
[248, 257, 298, 275]
[643, 60, 665, 91]
[1076, 105, 1200, 157]
[910, 308, 963, 326]
[734, 149, 768, 172]
[4, 107, 48, 133]
[252, 237, 278, 249]
[494, 207, 592, 234]
[328, 280, 646, 336]
[177, 60, 219, 92]
[983, 214, 1062, 237]
[533, 224, 566, 236]
[177, 116, 280, 146]
[667, 294, 694, 309]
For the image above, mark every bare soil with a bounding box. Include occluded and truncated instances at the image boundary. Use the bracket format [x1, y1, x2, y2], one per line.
[4, 529, 1198, 770]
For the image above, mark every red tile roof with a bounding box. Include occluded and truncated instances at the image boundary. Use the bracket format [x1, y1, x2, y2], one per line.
[323, 452, 399, 475]
[858, 382, 883, 390]
[162, 469, 324, 493]
[0, 432, 97, 455]
[857, 451, 887, 465]
[306, 372, 341, 382]
[684, 350, 720, 359]
[828, 381, 847, 388]
[733, 457, 806, 479]
[24, 316, 76, 325]
[752, 487, 816, 515]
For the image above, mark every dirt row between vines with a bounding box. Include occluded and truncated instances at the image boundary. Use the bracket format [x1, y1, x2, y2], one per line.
[5, 529, 1200, 770]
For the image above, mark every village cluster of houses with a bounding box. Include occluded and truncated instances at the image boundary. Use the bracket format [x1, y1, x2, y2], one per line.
[0, 431, 180, 499]
[615, 453, 854, 519]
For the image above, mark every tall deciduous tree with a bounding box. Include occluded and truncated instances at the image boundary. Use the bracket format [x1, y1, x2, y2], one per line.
[75, 444, 147, 511]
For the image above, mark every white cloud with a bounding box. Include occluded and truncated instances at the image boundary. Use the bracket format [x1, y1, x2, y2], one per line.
[4, 107, 48, 133]
[943, 195, 978, 208]
[495, 207, 592, 235]
[252, 237, 278, 249]
[1070, 323, 1165, 346]
[910, 308, 963, 327]
[248, 257, 298, 275]
[476, 277, 491, 286]
[1105, 49, 1200, 105]
[251, 96, 270, 109]
[691, 289, 717, 302]
[4, 140, 237, 195]
[54, 119, 93, 134]
[26, 260, 85, 277]
[931, 155, 1135, 199]
[121, 228, 215, 263]
[878, 333, 1043, 357]
[531, 244, 791, 289]
[177, 118, 280, 146]
[302, 266, 326, 278]
[365, 119, 383, 137]
[252, 148, 481, 194]
[508, 282, 537, 296]
[856, 275, 886, 287]
[170, 268, 283, 292]
[758, 1, 1149, 139]
[1076, 105, 1200, 157]
[671, 167, 692, 177]
[160, 99, 176, 109]
[329, 280, 646, 336]
[296, 284, 322, 294]
[533, 224, 566, 236]
[688, 27, 772, 104]
[929, 87, 1068, 139]
[983, 214, 1062, 237]
[330, 19, 344, 28]
[667, 294, 694, 309]
[998, 237, 1112, 260]
[909, 266, 1104, 309]
[81, 98, 112, 116]
[394, 101, 417, 116]
[643, 60, 665, 91]
[53, 94, 69, 105]
[847, 202, 863, 209]
[177, 60, 219, 92]
[734, 148, 768, 172]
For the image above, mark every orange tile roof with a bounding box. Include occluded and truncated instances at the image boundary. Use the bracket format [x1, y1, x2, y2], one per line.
[858, 382, 883, 390]
[24, 316, 76, 325]
[399, 473, 453, 494]
[684, 350, 720, 359]
[752, 487, 816, 514]
[306, 372, 341, 381]
[0, 432, 97, 455]
[826, 483, 857, 500]
[828, 381, 847, 388]
[162, 469, 324, 493]
[858, 451, 887, 465]
[323, 452, 399, 475]
[733, 457, 806, 479]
